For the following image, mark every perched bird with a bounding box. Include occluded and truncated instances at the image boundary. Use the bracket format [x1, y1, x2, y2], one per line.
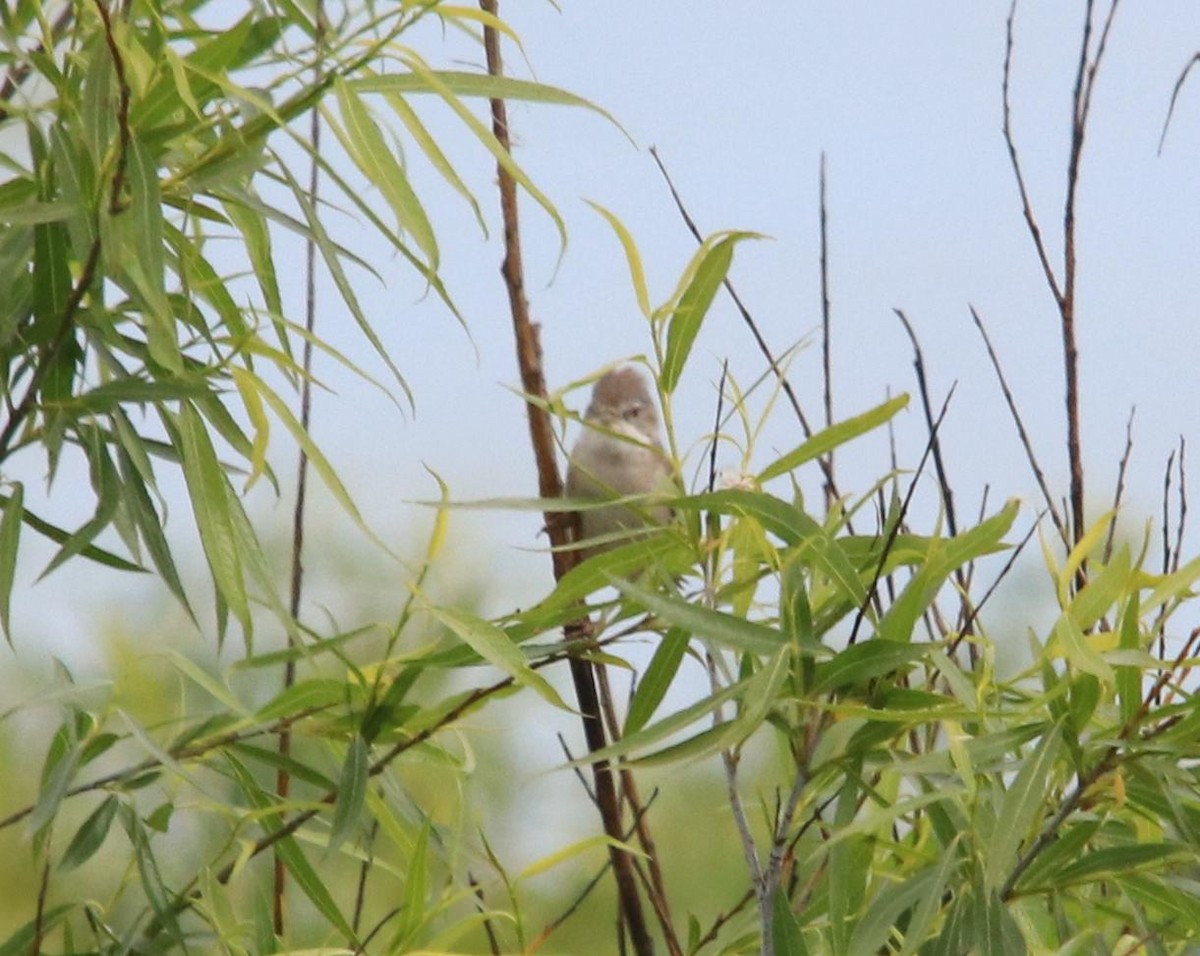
[565, 367, 674, 558]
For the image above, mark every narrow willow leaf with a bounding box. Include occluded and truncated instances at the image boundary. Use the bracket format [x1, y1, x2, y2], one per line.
[117, 448, 193, 618]
[29, 730, 82, 836]
[232, 367, 388, 553]
[274, 165, 414, 407]
[397, 821, 430, 942]
[379, 88, 486, 233]
[0, 482, 22, 643]
[225, 754, 356, 938]
[572, 676, 750, 766]
[334, 77, 438, 268]
[1069, 543, 1131, 632]
[759, 394, 910, 482]
[625, 627, 690, 734]
[849, 865, 943, 956]
[120, 806, 184, 946]
[177, 402, 249, 633]
[1052, 613, 1115, 683]
[1055, 843, 1190, 886]
[1116, 591, 1141, 727]
[587, 201, 651, 317]
[328, 734, 369, 854]
[231, 367, 270, 489]
[774, 890, 809, 956]
[878, 499, 1018, 643]
[394, 51, 567, 256]
[430, 607, 570, 711]
[351, 70, 618, 121]
[613, 574, 822, 658]
[661, 233, 753, 393]
[0, 906, 73, 956]
[984, 720, 1063, 892]
[1058, 510, 1116, 606]
[897, 837, 961, 956]
[124, 136, 180, 372]
[59, 795, 119, 870]
[0, 494, 142, 572]
[221, 199, 281, 318]
[811, 641, 930, 694]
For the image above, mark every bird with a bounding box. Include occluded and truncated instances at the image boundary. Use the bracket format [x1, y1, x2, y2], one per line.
[565, 366, 675, 559]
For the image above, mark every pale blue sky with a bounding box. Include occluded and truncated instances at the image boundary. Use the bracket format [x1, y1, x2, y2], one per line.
[9, 3, 1200, 662]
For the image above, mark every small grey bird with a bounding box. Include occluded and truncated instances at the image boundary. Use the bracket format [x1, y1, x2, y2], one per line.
[565, 367, 674, 558]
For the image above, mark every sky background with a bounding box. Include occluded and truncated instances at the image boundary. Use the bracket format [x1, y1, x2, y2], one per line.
[10, 0, 1200, 699]
[6, 0, 1200, 864]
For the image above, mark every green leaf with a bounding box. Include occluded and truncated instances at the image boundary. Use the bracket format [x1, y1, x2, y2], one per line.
[811, 641, 930, 694]
[225, 754, 356, 938]
[773, 890, 809, 955]
[334, 78, 438, 268]
[430, 607, 570, 711]
[661, 233, 754, 393]
[612, 574, 823, 658]
[384, 89, 486, 235]
[984, 720, 1064, 892]
[878, 499, 1018, 643]
[395, 51, 567, 258]
[625, 626, 690, 734]
[176, 402, 249, 634]
[351, 70, 618, 119]
[759, 394, 910, 482]
[328, 734, 369, 855]
[1116, 591, 1142, 727]
[1051, 613, 1114, 683]
[588, 201, 651, 318]
[0, 482, 22, 643]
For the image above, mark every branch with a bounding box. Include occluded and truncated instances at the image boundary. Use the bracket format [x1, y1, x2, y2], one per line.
[478, 4, 655, 953]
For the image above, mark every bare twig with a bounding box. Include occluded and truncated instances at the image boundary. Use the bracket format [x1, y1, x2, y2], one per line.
[849, 386, 958, 646]
[969, 305, 1069, 546]
[1004, 0, 1123, 563]
[819, 155, 835, 510]
[1104, 408, 1136, 561]
[649, 147, 851, 521]
[470, 873, 504, 955]
[1173, 438, 1187, 575]
[479, 6, 654, 953]
[1159, 52, 1200, 153]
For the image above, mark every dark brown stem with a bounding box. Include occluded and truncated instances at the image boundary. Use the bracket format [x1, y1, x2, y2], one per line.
[479, 4, 654, 953]
[819, 155, 834, 511]
[275, 6, 327, 933]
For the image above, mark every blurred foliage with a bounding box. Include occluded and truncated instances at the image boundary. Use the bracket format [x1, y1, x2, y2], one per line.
[2, 1, 1200, 956]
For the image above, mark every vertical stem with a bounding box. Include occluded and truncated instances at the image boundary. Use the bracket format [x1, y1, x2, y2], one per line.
[477, 4, 655, 954]
[275, 4, 325, 936]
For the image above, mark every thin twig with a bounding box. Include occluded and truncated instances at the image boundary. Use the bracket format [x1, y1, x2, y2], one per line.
[648, 147, 851, 521]
[1104, 408, 1135, 561]
[1173, 438, 1187, 575]
[969, 305, 1069, 546]
[849, 386, 958, 646]
[819, 154, 834, 511]
[470, 873, 503, 955]
[1158, 52, 1200, 153]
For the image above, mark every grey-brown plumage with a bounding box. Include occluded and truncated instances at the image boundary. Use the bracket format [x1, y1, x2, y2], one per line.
[565, 367, 674, 558]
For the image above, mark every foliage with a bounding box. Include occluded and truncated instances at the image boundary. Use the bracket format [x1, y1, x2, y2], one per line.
[1, 2, 1200, 956]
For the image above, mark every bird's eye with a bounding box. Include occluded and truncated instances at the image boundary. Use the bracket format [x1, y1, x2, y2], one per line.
[625, 404, 642, 419]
